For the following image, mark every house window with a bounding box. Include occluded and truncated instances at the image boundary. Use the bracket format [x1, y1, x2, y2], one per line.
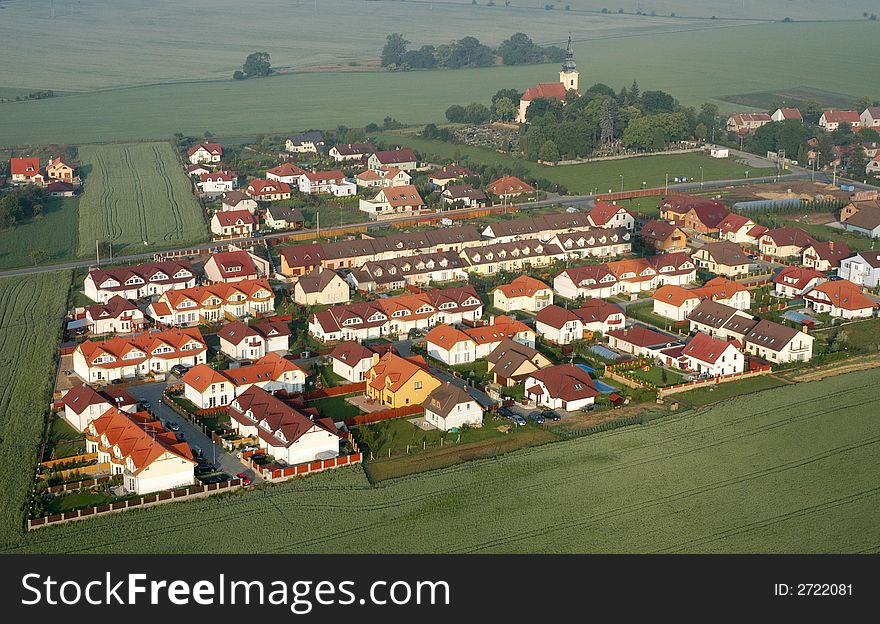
[414, 381, 422, 390]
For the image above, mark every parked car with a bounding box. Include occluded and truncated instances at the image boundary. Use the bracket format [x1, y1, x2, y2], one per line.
[497, 407, 516, 419]
[170, 364, 190, 376]
[175, 432, 186, 442]
[140, 399, 151, 409]
[165, 421, 181, 432]
[236, 472, 252, 486]
[510, 414, 527, 426]
[249, 453, 267, 463]
[190, 445, 203, 459]
[194, 464, 216, 476]
[198, 473, 230, 484]
[542, 411, 561, 421]
[527, 411, 545, 424]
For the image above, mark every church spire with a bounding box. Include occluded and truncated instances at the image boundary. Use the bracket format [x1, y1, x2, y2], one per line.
[561, 33, 576, 73]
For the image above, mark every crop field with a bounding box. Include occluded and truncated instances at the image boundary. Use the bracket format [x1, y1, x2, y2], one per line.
[1, 20, 878, 145]
[0, 198, 79, 269]
[0, 271, 72, 549]
[75, 142, 208, 257]
[4, 366, 879, 554]
[378, 134, 772, 194]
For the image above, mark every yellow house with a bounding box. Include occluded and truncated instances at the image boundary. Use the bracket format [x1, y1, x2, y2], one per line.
[366, 352, 441, 409]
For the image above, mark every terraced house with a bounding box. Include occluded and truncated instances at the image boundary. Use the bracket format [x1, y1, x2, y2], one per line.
[86, 407, 196, 494]
[347, 251, 468, 292]
[78, 295, 145, 335]
[548, 227, 632, 259]
[147, 278, 274, 325]
[73, 327, 207, 382]
[425, 315, 538, 365]
[554, 252, 696, 299]
[84, 261, 197, 303]
[217, 320, 291, 360]
[460, 240, 564, 275]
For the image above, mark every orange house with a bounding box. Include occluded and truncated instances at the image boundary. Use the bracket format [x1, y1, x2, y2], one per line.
[47, 157, 76, 182]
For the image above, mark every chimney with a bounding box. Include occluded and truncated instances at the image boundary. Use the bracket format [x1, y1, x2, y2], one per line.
[490, 315, 496, 326]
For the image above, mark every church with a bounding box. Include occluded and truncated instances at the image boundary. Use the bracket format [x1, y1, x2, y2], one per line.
[516, 36, 580, 124]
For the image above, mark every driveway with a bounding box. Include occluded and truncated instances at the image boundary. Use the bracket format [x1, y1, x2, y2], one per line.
[427, 366, 496, 410]
[125, 381, 257, 482]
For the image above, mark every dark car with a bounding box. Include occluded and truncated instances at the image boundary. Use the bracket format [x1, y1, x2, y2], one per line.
[175, 432, 186, 442]
[165, 421, 181, 432]
[194, 464, 216, 476]
[249, 453, 268, 463]
[543, 411, 561, 421]
[140, 399, 151, 409]
[170, 364, 190, 376]
[198, 473, 230, 485]
[527, 411, 545, 424]
[497, 407, 516, 419]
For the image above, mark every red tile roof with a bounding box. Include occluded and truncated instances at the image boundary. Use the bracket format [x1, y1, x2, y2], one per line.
[521, 82, 568, 102]
[682, 331, 737, 365]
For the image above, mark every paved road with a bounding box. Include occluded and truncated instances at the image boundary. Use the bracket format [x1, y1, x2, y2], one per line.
[427, 365, 496, 410]
[125, 381, 257, 482]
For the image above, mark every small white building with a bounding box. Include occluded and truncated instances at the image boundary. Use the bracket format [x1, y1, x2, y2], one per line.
[524, 364, 598, 412]
[837, 251, 880, 288]
[709, 146, 729, 159]
[424, 325, 477, 365]
[680, 331, 745, 377]
[329, 341, 377, 383]
[422, 383, 483, 432]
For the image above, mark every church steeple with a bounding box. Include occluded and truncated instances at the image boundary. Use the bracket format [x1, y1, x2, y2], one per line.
[559, 33, 579, 93]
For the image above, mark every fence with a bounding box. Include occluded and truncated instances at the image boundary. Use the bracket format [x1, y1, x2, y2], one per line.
[42, 462, 111, 482]
[595, 188, 665, 202]
[28, 479, 243, 530]
[303, 382, 366, 400]
[44, 474, 118, 494]
[344, 404, 423, 426]
[39, 452, 97, 471]
[250, 433, 363, 482]
[657, 365, 772, 398]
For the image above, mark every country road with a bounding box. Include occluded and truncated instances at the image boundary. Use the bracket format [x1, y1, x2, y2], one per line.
[0, 153, 872, 281]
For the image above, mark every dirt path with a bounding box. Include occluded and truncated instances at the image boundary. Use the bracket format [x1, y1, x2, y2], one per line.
[784, 355, 880, 383]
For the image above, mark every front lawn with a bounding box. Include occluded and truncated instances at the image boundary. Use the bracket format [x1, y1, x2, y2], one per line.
[45, 490, 124, 515]
[448, 360, 491, 384]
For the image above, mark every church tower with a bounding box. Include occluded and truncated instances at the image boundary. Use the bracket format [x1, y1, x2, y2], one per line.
[559, 34, 579, 93]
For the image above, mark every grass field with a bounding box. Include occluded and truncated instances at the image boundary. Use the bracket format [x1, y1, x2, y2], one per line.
[75, 142, 208, 256]
[380, 134, 772, 194]
[0, 271, 72, 549]
[0, 198, 79, 269]
[1, 20, 878, 145]
[4, 365, 879, 553]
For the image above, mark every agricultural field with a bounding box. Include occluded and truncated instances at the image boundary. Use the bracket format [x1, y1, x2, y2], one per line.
[379, 133, 772, 194]
[0, 198, 79, 270]
[75, 142, 209, 257]
[4, 366, 879, 554]
[0, 271, 72, 550]
[1, 20, 878, 144]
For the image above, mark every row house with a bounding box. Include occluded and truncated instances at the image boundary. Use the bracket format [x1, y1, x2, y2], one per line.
[183, 353, 305, 409]
[554, 252, 696, 300]
[308, 286, 483, 342]
[86, 407, 196, 494]
[549, 227, 632, 259]
[460, 240, 564, 276]
[425, 315, 535, 365]
[81, 295, 145, 335]
[347, 251, 468, 292]
[217, 320, 291, 360]
[228, 386, 341, 466]
[147, 278, 274, 326]
[73, 328, 207, 383]
[84, 261, 196, 303]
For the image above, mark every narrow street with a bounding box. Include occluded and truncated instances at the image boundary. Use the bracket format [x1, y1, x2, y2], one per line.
[124, 381, 258, 482]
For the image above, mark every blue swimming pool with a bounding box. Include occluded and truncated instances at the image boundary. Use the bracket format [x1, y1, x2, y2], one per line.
[593, 381, 618, 393]
[575, 364, 596, 374]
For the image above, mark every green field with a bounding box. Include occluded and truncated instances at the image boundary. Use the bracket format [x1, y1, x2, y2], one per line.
[0, 198, 79, 269]
[380, 134, 772, 194]
[0, 272, 72, 547]
[1, 19, 878, 145]
[76, 142, 208, 257]
[4, 366, 878, 553]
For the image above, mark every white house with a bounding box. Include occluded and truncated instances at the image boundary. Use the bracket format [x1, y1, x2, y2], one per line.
[217, 320, 291, 361]
[82, 296, 145, 335]
[329, 341, 377, 383]
[680, 331, 745, 377]
[424, 325, 477, 365]
[187, 142, 222, 164]
[837, 251, 880, 288]
[285, 131, 325, 154]
[860, 107, 880, 128]
[329, 143, 375, 162]
[60, 383, 138, 432]
[198, 171, 236, 194]
[804, 280, 878, 319]
[524, 364, 598, 412]
[743, 320, 814, 364]
[72, 328, 207, 383]
[210, 210, 256, 238]
[367, 148, 418, 172]
[422, 383, 483, 431]
[772, 266, 827, 298]
[492, 275, 553, 313]
[228, 386, 341, 466]
[84, 261, 196, 303]
[535, 305, 583, 345]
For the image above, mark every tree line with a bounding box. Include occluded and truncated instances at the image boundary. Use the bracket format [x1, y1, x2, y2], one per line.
[381, 32, 565, 70]
[0, 186, 44, 230]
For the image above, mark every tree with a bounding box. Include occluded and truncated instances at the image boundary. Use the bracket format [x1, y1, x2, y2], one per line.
[695, 122, 708, 141]
[498, 32, 543, 65]
[599, 98, 615, 144]
[381, 33, 409, 67]
[854, 95, 874, 112]
[538, 140, 560, 162]
[463, 102, 491, 124]
[846, 147, 869, 178]
[401, 45, 437, 69]
[629, 79, 640, 101]
[525, 97, 563, 122]
[493, 97, 517, 121]
[640, 90, 676, 114]
[696, 102, 719, 132]
[242, 52, 272, 78]
[751, 119, 812, 158]
[445, 104, 467, 123]
[232, 70, 245, 80]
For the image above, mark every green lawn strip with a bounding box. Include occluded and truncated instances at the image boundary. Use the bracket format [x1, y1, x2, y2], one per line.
[672, 374, 789, 409]
[307, 394, 364, 420]
[45, 413, 85, 461]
